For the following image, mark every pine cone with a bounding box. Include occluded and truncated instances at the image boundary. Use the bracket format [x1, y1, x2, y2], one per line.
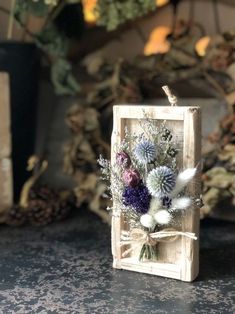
[52, 200, 72, 222]
[5, 205, 27, 226]
[28, 199, 54, 226]
[28, 186, 74, 225]
[29, 186, 56, 201]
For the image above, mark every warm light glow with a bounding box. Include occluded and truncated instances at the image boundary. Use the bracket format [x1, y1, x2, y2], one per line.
[144, 26, 171, 56]
[195, 36, 211, 57]
[82, 0, 97, 24]
[156, 0, 169, 7]
[82, 0, 168, 24]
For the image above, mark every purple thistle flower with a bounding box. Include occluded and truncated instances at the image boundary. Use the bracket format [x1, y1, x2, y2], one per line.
[122, 184, 151, 214]
[116, 151, 131, 168]
[122, 169, 140, 187]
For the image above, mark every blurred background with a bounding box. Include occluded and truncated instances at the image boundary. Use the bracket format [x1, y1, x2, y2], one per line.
[0, 0, 235, 227]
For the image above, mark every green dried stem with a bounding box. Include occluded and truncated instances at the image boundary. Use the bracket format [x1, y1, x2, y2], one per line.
[43, 0, 66, 28]
[139, 244, 157, 261]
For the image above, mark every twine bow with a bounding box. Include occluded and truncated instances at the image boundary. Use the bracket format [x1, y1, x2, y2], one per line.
[120, 228, 197, 258]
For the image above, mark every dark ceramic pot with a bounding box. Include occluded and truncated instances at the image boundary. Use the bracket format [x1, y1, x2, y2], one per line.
[0, 42, 40, 201]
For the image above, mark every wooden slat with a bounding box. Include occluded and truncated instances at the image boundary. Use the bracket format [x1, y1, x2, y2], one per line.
[111, 104, 201, 281]
[0, 73, 13, 213]
[120, 258, 181, 280]
[0, 158, 13, 212]
[0, 73, 11, 158]
[181, 107, 201, 282]
[113, 105, 185, 120]
[111, 106, 125, 268]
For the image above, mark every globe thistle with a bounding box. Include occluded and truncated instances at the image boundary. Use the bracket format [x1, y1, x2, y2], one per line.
[147, 166, 176, 198]
[134, 140, 156, 164]
[122, 184, 151, 214]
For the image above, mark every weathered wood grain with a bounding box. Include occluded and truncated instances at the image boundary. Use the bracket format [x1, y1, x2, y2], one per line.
[0, 73, 13, 213]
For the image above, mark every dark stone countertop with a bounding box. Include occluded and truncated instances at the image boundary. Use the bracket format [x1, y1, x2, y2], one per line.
[0, 209, 234, 314]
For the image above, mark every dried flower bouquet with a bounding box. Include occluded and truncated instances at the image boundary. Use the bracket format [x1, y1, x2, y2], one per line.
[99, 113, 198, 261]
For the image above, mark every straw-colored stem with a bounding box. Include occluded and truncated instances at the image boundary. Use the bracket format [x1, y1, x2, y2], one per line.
[144, 163, 148, 184]
[7, 0, 16, 40]
[19, 160, 48, 209]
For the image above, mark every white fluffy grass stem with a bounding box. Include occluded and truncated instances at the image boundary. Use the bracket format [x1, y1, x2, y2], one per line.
[171, 168, 197, 197]
[154, 210, 172, 225]
[148, 197, 162, 215]
[170, 197, 192, 212]
[140, 214, 155, 229]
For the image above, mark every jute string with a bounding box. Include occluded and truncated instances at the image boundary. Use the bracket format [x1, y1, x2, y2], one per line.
[120, 228, 197, 258]
[162, 85, 178, 106]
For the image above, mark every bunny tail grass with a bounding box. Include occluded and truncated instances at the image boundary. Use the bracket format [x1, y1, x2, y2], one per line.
[171, 168, 197, 197]
[170, 197, 192, 212]
[148, 197, 162, 215]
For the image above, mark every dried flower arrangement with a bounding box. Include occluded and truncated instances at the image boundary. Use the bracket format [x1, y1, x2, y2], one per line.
[98, 100, 199, 263]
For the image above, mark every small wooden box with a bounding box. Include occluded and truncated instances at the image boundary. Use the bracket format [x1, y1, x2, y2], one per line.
[0, 73, 13, 213]
[111, 105, 201, 282]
